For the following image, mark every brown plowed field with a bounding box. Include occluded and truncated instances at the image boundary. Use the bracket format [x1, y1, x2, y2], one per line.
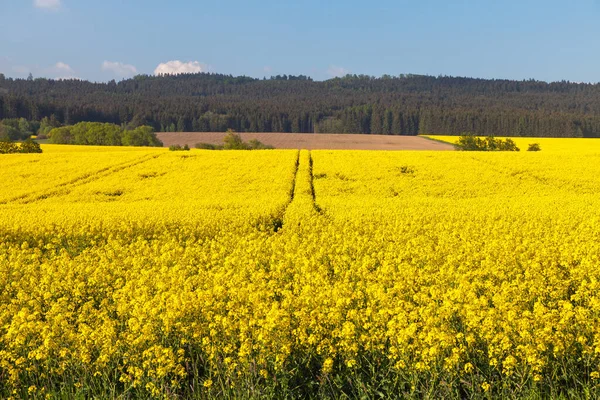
[156, 132, 455, 151]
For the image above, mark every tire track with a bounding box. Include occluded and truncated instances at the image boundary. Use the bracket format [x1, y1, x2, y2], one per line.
[308, 151, 323, 213]
[278, 150, 327, 229]
[269, 150, 300, 232]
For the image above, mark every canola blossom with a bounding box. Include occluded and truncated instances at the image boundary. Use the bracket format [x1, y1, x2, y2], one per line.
[1, 143, 600, 398]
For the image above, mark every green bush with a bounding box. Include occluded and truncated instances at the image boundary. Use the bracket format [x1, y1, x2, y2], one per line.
[48, 122, 162, 147]
[223, 132, 248, 150]
[0, 139, 19, 154]
[223, 132, 273, 150]
[19, 138, 43, 153]
[456, 133, 520, 151]
[0, 124, 22, 141]
[0, 138, 43, 154]
[122, 126, 163, 147]
[247, 138, 274, 150]
[0, 118, 38, 140]
[528, 143, 541, 151]
[195, 132, 273, 151]
[169, 144, 191, 151]
[47, 126, 73, 144]
[195, 142, 223, 150]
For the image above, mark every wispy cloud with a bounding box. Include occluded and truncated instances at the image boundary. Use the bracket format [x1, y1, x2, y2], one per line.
[50, 62, 77, 79]
[327, 65, 350, 78]
[0, 59, 77, 80]
[34, 0, 61, 11]
[102, 61, 138, 78]
[154, 60, 205, 75]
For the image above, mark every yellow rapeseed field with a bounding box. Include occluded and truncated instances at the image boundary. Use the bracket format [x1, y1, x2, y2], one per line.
[2, 142, 600, 398]
[424, 134, 600, 153]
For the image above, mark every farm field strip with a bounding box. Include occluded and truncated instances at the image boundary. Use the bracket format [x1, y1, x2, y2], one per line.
[0, 150, 300, 238]
[281, 150, 321, 228]
[424, 134, 600, 153]
[0, 151, 161, 205]
[157, 131, 456, 150]
[311, 150, 600, 212]
[2, 142, 600, 398]
[11, 153, 163, 205]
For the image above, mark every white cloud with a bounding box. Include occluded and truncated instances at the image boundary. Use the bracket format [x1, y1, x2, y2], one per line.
[263, 66, 273, 74]
[327, 65, 350, 78]
[102, 61, 138, 78]
[34, 0, 61, 10]
[154, 60, 205, 76]
[49, 62, 77, 80]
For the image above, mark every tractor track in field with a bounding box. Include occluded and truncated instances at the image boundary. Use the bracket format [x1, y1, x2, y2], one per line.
[288, 150, 301, 206]
[271, 150, 300, 232]
[274, 150, 326, 232]
[307, 151, 323, 214]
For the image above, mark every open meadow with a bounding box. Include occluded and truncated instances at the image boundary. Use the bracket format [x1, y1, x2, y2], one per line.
[2, 141, 600, 398]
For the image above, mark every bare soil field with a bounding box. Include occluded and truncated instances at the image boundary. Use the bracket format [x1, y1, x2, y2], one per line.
[156, 132, 455, 151]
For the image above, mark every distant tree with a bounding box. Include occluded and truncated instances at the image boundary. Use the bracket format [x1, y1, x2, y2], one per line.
[122, 126, 162, 147]
[38, 116, 61, 137]
[176, 117, 186, 132]
[0, 122, 24, 141]
[18, 118, 33, 137]
[48, 126, 73, 144]
[223, 132, 248, 149]
[5, 72, 600, 137]
[68, 122, 122, 145]
[47, 122, 162, 147]
[457, 133, 520, 151]
[497, 138, 519, 151]
[456, 133, 487, 151]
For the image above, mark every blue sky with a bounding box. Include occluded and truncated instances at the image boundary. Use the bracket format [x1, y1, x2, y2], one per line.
[1, 0, 600, 82]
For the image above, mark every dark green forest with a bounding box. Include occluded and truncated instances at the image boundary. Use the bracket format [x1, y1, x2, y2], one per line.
[2, 72, 600, 137]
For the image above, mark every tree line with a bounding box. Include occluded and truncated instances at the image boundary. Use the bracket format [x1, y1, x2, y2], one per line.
[0, 118, 162, 147]
[2, 72, 600, 137]
[48, 122, 162, 146]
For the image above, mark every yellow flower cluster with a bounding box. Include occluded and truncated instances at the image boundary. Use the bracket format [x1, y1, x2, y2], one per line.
[1, 142, 600, 396]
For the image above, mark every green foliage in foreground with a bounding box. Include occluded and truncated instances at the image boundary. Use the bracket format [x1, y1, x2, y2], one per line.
[457, 133, 520, 151]
[196, 132, 275, 150]
[48, 122, 163, 147]
[0, 138, 42, 154]
[6, 355, 600, 400]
